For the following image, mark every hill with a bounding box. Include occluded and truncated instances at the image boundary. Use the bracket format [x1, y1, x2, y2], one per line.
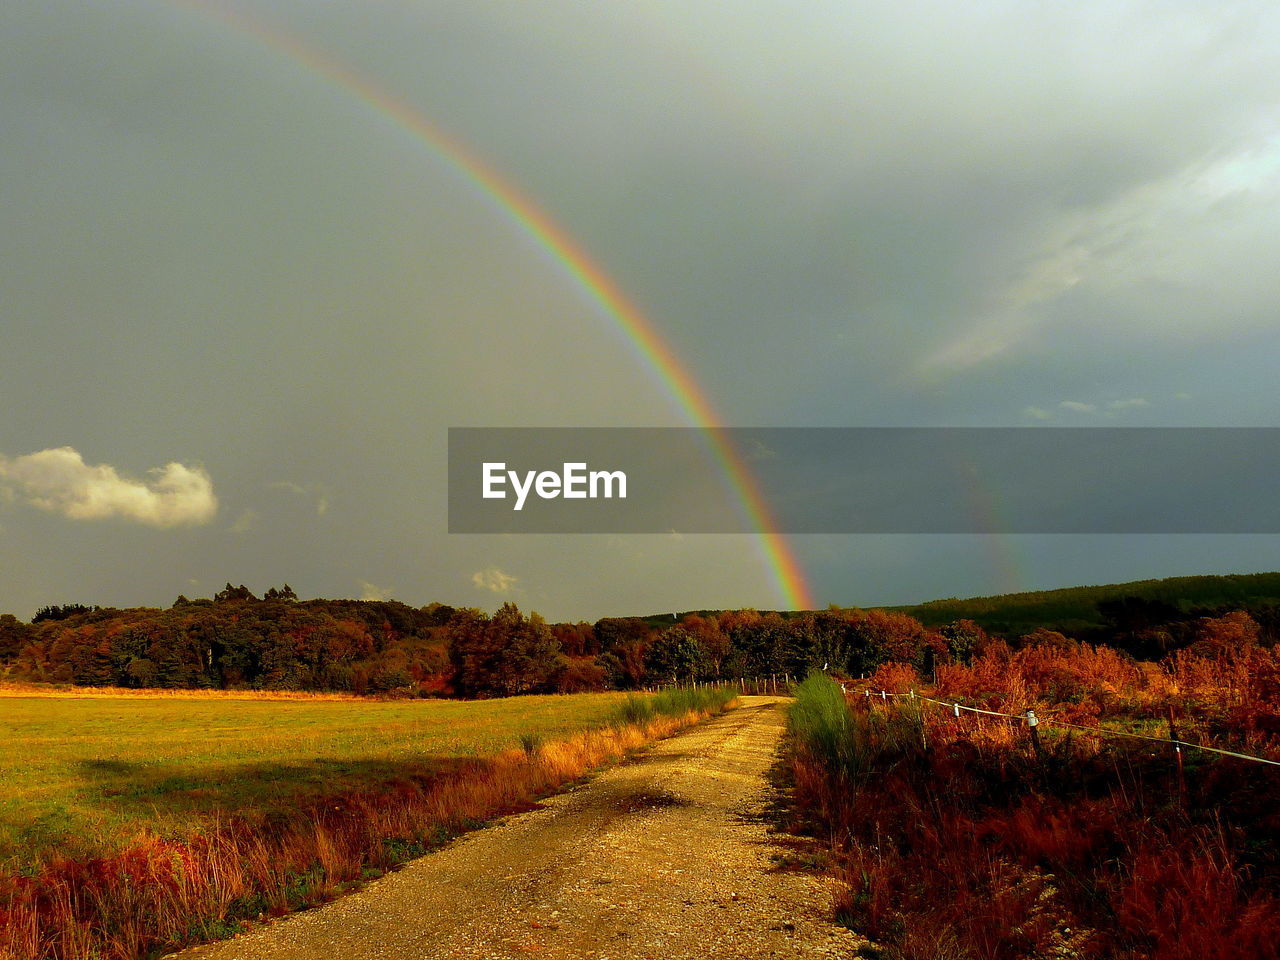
[886, 571, 1280, 636]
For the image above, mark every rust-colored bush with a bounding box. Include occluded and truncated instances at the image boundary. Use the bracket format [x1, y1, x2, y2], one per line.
[790, 661, 1280, 960]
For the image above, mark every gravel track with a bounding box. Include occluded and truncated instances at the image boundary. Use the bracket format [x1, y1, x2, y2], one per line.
[172, 696, 860, 959]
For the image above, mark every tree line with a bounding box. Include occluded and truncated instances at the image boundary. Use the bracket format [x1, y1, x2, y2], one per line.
[2, 583, 1278, 697]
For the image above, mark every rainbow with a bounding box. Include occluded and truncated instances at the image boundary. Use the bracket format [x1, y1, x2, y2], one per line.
[168, 0, 816, 610]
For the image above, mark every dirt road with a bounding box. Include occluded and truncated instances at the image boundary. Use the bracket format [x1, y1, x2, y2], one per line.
[173, 696, 860, 959]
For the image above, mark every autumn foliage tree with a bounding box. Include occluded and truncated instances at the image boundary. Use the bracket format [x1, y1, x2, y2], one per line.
[447, 603, 561, 697]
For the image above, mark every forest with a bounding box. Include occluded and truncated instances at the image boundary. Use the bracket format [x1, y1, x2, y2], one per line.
[4, 575, 1280, 698]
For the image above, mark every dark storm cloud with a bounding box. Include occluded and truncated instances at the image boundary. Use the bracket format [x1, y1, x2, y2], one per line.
[353, 2, 1280, 405]
[3, 0, 1280, 617]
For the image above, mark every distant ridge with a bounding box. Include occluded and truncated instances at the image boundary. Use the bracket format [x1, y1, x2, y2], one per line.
[887, 571, 1280, 635]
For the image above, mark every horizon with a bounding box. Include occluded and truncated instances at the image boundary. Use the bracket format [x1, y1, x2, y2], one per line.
[11, 566, 1280, 626]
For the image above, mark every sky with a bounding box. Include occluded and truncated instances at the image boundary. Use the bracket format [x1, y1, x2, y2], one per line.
[3, 0, 1280, 621]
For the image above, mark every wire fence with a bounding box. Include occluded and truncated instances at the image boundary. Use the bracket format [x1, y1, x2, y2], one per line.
[642, 675, 795, 696]
[855, 686, 1280, 768]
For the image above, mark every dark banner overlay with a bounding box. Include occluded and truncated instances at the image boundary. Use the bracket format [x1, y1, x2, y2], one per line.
[448, 428, 1280, 534]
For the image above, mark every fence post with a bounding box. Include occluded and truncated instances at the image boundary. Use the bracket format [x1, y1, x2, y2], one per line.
[911, 689, 928, 751]
[1167, 703, 1186, 810]
[953, 702, 960, 717]
[1026, 709, 1045, 766]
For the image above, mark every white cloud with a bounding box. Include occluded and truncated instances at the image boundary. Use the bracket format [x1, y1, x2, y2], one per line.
[1025, 397, 1152, 421]
[1058, 400, 1098, 414]
[269, 481, 330, 516]
[358, 580, 393, 601]
[920, 134, 1280, 375]
[921, 241, 1094, 373]
[0, 447, 217, 527]
[472, 567, 519, 594]
[230, 509, 258, 534]
[745, 439, 777, 461]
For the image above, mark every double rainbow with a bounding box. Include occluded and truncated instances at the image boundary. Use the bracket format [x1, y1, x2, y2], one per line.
[168, 0, 815, 610]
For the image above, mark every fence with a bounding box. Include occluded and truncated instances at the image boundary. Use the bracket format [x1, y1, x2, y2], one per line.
[643, 675, 795, 696]
[857, 686, 1280, 769]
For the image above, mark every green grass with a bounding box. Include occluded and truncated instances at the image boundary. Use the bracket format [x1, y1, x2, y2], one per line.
[0, 691, 634, 872]
[788, 672, 921, 788]
[609, 685, 737, 727]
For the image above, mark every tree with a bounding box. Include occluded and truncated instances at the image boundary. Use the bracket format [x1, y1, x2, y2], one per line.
[32, 603, 97, 623]
[592, 617, 651, 652]
[448, 603, 561, 697]
[214, 583, 258, 604]
[680, 614, 729, 677]
[1190, 610, 1261, 659]
[645, 627, 706, 683]
[551, 656, 607, 693]
[939, 619, 988, 665]
[0, 614, 31, 661]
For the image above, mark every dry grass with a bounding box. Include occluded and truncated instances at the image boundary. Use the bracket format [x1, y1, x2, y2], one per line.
[0, 682, 367, 701]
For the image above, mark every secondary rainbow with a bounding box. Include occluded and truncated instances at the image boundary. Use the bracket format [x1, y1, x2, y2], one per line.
[170, 0, 815, 610]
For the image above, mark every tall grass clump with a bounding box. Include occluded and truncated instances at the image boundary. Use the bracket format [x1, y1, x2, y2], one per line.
[789, 672, 857, 778]
[787, 672, 921, 837]
[789, 673, 922, 784]
[610, 685, 736, 729]
[614, 694, 655, 727]
[650, 684, 736, 716]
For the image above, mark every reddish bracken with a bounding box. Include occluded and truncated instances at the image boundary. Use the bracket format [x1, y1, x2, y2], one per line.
[788, 632, 1280, 960]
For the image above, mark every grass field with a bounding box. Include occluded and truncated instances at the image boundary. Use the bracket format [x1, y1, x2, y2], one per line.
[0, 691, 633, 872]
[1, 686, 736, 959]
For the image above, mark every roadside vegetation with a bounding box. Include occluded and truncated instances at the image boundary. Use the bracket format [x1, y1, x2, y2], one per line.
[0, 686, 735, 960]
[786, 619, 1280, 960]
[6, 571, 1280, 957]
